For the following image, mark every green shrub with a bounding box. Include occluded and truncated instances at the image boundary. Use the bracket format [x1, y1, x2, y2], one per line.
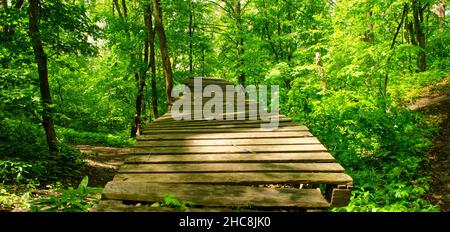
[31, 176, 102, 212]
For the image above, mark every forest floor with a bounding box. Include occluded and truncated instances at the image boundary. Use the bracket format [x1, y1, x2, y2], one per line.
[77, 145, 130, 187]
[408, 78, 449, 212]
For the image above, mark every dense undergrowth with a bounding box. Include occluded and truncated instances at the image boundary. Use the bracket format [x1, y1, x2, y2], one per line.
[268, 69, 447, 212]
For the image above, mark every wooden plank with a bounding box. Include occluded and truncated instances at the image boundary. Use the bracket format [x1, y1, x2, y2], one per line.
[158, 111, 273, 119]
[142, 126, 310, 134]
[137, 131, 313, 140]
[155, 115, 279, 122]
[144, 122, 300, 131]
[134, 138, 320, 147]
[91, 200, 258, 212]
[103, 182, 330, 208]
[125, 152, 336, 164]
[131, 144, 327, 154]
[152, 118, 291, 126]
[154, 114, 290, 123]
[113, 172, 353, 185]
[118, 163, 345, 173]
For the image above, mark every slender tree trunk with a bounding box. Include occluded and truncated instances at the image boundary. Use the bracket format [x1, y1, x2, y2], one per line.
[364, 11, 374, 43]
[148, 5, 159, 120]
[287, 7, 293, 63]
[235, 0, 245, 86]
[412, 0, 426, 72]
[189, 0, 194, 74]
[121, 0, 127, 18]
[28, 0, 58, 156]
[113, 0, 122, 18]
[153, 0, 174, 107]
[277, 15, 283, 60]
[261, 0, 278, 63]
[201, 46, 205, 76]
[315, 52, 326, 93]
[131, 4, 152, 137]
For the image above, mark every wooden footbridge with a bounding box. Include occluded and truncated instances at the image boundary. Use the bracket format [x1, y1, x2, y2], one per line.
[93, 77, 353, 212]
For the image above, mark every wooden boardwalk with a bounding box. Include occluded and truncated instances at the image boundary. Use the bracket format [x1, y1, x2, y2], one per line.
[93, 77, 353, 212]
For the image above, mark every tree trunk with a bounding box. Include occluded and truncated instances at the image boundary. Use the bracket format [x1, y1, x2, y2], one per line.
[412, 0, 426, 72]
[121, 0, 127, 18]
[153, 0, 174, 107]
[235, 0, 245, 86]
[131, 3, 152, 137]
[364, 11, 374, 43]
[315, 52, 326, 93]
[201, 46, 205, 76]
[189, 0, 194, 74]
[113, 0, 122, 18]
[148, 4, 159, 120]
[28, 0, 58, 156]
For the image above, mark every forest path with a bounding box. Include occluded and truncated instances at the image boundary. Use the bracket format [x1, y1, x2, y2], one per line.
[409, 77, 449, 212]
[76, 145, 130, 187]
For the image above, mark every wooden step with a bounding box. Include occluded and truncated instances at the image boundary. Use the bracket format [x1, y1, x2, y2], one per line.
[131, 144, 327, 155]
[151, 118, 291, 126]
[125, 152, 336, 164]
[143, 122, 299, 131]
[102, 182, 331, 209]
[142, 126, 310, 134]
[118, 163, 344, 173]
[134, 137, 320, 147]
[91, 200, 257, 212]
[113, 172, 353, 185]
[137, 131, 313, 140]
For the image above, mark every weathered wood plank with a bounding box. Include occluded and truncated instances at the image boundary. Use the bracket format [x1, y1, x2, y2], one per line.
[125, 152, 336, 164]
[142, 126, 310, 134]
[145, 122, 298, 130]
[154, 114, 289, 123]
[131, 144, 327, 154]
[157, 111, 275, 119]
[134, 138, 320, 147]
[118, 163, 345, 173]
[113, 172, 353, 185]
[138, 131, 313, 140]
[151, 118, 291, 127]
[91, 200, 259, 212]
[103, 182, 330, 208]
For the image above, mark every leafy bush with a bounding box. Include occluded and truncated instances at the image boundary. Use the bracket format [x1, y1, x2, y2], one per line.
[31, 176, 102, 212]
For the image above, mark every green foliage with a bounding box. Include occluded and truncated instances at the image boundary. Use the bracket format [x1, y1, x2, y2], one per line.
[58, 128, 134, 148]
[0, 160, 32, 184]
[151, 194, 196, 211]
[283, 89, 439, 211]
[0, 187, 31, 211]
[31, 176, 102, 212]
